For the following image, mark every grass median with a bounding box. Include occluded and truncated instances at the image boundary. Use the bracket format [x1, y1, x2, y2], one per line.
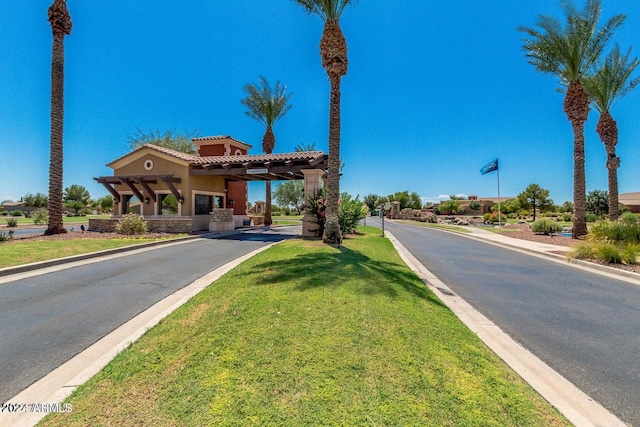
[40, 227, 569, 426]
[0, 237, 179, 269]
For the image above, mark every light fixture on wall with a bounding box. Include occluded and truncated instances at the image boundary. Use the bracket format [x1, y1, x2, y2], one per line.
[229, 198, 235, 207]
[144, 197, 150, 204]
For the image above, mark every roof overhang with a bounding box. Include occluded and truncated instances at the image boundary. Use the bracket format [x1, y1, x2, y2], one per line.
[190, 152, 328, 181]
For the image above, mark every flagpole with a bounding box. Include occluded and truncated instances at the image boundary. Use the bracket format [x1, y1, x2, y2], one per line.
[497, 166, 501, 227]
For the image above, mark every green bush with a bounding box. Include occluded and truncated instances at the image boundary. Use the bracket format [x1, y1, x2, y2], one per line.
[10, 210, 23, 217]
[620, 212, 638, 225]
[621, 244, 640, 264]
[567, 243, 595, 261]
[32, 208, 49, 225]
[562, 213, 572, 222]
[6, 218, 18, 227]
[595, 244, 623, 264]
[115, 213, 148, 235]
[530, 219, 563, 235]
[586, 213, 597, 223]
[305, 189, 367, 238]
[589, 220, 640, 245]
[0, 230, 14, 242]
[0, 211, 7, 216]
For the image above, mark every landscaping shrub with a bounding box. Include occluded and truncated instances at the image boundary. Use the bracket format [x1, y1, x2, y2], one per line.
[589, 220, 640, 245]
[10, 210, 23, 217]
[586, 213, 597, 223]
[0, 230, 14, 242]
[562, 213, 572, 222]
[621, 212, 638, 225]
[6, 218, 18, 227]
[115, 213, 148, 235]
[305, 189, 367, 238]
[530, 219, 563, 235]
[595, 244, 623, 264]
[621, 244, 640, 264]
[32, 208, 49, 225]
[567, 243, 596, 261]
[1, 211, 7, 216]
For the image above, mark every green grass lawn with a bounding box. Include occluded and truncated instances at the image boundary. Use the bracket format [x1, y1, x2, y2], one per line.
[40, 227, 568, 426]
[0, 237, 178, 268]
[1, 214, 111, 226]
[271, 214, 303, 226]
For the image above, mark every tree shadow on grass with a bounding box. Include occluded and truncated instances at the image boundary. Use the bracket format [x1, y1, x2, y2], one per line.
[251, 245, 446, 308]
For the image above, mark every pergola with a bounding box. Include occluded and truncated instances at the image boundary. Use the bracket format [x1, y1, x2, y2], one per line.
[95, 151, 328, 205]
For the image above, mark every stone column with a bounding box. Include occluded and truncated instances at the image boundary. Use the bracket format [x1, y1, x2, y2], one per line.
[302, 169, 325, 237]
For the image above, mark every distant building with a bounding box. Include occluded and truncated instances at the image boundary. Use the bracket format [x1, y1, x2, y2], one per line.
[619, 192, 640, 213]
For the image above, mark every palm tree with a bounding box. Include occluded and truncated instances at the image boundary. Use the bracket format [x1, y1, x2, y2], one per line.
[45, 0, 72, 235]
[293, 0, 355, 244]
[520, 0, 624, 238]
[583, 45, 640, 221]
[241, 76, 292, 226]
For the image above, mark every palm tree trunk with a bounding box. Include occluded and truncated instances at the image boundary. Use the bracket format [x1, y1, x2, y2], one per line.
[571, 120, 588, 238]
[320, 20, 348, 245]
[264, 181, 273, 226]
[564, 80, 590, 238]
[46, 0, 71, 236]
[263, 127, 275, 226]
[596, 112, 620, 221]
[323, 74, 342, 244]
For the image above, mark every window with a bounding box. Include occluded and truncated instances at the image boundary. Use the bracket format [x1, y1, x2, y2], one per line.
[195, 194, 213, 215]
[158, 194, 179, 215]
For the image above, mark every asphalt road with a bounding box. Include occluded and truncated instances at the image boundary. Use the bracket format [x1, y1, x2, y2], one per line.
[0, 227, 297, 403]
[370, 218, 640, 426]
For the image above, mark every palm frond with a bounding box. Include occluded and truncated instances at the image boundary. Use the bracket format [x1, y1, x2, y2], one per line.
[520, 0, 625, 83]
[293, 0, 356, 22]
[241, 76, 293, 128]
[584, 44, 640, 112]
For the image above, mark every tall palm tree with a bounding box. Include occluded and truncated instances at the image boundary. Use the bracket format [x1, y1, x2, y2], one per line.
[293, 0, 355, 244]
[520, 0, 624, 238]
[241, 76, 292, 226]
[583, 45, 640, 221]
[45, 0, 72, 235]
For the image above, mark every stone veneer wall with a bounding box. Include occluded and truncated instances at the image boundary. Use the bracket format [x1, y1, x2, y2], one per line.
[89, 217, 193, 233]
[209, 209, 235, 232]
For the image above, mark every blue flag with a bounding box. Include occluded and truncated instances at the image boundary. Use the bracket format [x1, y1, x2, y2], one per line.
[480, 159, 498, 175]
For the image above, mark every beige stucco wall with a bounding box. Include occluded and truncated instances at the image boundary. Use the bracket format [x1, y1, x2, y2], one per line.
[110, 149, 226, 217]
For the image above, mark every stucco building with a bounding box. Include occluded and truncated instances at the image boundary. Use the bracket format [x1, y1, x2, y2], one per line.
[93, 135, 327, 235]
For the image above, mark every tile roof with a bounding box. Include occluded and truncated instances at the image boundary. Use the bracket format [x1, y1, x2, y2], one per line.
[141, 144, 325, 166]
[107, 144, 326, 169]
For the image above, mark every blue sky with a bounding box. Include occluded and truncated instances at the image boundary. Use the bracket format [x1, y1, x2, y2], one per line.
[1, 1, 639, 206]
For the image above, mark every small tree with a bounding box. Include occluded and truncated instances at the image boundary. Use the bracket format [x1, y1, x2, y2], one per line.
[469, 200, 481, 212]
[274, 181, 305, 213]
[586, 189, 609, 217]
[436, 199, 462, 215]
[64, 184, 90, 205]
[517, 184, 553, 221]
[21, 193, 49, 208]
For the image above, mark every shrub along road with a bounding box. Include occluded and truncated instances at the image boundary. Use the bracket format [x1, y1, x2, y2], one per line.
[372, 218, 640, 427]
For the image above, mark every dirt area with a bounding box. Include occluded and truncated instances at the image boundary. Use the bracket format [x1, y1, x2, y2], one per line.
[5, 228, 185, 241]
[499, 223, 575, 248]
